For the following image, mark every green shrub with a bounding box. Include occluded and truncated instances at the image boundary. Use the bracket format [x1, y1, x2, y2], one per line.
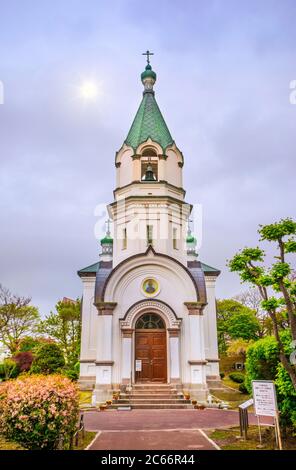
[0, 359, 20, 380]
[244, 335, 279, 392]
[64, 362, 80, 381]
[238, 383, 248, 394]
[0, 374, 79, 449]
[220, 372, 225, 379]
[245, 330, 296, 432]
[229, 372, 245, 383]
[31, 343, 65, 374]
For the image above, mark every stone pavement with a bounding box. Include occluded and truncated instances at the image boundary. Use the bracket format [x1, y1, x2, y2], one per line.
[84, 409, 273, 450]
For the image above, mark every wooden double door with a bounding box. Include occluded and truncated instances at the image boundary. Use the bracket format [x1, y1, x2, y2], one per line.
[135, 330, 167, 382]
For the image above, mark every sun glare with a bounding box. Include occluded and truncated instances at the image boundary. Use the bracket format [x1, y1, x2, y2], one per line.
[80, 81, 99, 100]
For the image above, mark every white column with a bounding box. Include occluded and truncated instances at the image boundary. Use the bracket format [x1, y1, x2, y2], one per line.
[121, 330, 133, 384]
[95, 314, 113, 391]
[188, 313, 206, 386]
[169, 330, 180, 382]
[96, 315, 112, 361]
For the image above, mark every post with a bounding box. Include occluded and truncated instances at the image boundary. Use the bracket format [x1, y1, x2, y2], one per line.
[275, 412, 283, 450]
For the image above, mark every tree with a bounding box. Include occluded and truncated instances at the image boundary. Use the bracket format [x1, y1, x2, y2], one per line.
[216, 299, 260, 354]
[38, 298, 81, 367]
[228, 218, 296, 389]
[30, 343, 65, 374]
[227, 338, 254, 359]
[228, 310, 260, 340]
[0, 285, 40, 354]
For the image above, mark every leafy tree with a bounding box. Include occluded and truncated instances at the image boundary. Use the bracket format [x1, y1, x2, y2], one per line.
[38, 298, 81, 367]
[228, 218, 296, 389]
[30, 343, 65, 374]
[216, 299, 260, 354]
[228, 310, 260, 340]
[227, 338, 254, 358]
[0, 285, 40, 354]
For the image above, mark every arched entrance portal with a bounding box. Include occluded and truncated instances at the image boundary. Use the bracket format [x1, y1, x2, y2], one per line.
[135, 313, 167, 383]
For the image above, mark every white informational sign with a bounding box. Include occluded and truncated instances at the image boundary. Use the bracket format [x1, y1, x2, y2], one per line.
[135, 360, 142, 372]
[252, 380, 278, 417]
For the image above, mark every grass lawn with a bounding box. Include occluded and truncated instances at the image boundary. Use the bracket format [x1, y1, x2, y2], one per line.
[207, 426, 296, 450]
[0, 434, 25, 450]
[79, 390, 92, 405]
[0, 431, 97, 450]
[73, 431, 97, 450]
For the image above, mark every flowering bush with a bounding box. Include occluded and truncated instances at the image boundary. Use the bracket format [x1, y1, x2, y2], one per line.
[0, 374, 79, 449]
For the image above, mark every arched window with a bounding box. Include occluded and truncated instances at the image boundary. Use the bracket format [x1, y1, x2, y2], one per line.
[135, 313, 165, 329]
[141, 149, 158, 181]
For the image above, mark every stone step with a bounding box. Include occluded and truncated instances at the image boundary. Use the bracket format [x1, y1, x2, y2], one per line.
[120, 394, 181, 399]
[110, 403, 193, 410]
[133, 382, 173, 389]
[116, 398, 191, 404]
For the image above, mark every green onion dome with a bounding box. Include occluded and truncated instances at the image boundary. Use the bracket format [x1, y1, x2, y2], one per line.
[141, 64, 157, 82]
[100, 235, 113, 245]
[186, 234, 197, 244]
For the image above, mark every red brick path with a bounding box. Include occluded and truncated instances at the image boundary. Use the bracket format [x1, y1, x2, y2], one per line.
[84, 409, 273, 451]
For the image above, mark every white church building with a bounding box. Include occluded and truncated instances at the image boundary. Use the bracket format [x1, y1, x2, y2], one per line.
[78, 58, 220, 405]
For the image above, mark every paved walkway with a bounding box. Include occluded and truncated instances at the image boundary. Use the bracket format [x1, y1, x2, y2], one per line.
[84, 409, 273, 450]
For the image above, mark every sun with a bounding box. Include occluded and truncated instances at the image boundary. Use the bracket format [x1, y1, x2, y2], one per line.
[79, 81, 98, 100]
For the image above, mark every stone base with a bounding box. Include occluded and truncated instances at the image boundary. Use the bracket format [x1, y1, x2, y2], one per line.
[183, 383, 209, 402]
[93, 385, 113, 405]
[78, 376, 95, 390]
[206, 375, 223, 389]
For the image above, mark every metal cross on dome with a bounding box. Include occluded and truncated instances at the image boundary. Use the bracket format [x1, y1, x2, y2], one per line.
[105, 219, 112, 236]
[142, 50, 154, 65]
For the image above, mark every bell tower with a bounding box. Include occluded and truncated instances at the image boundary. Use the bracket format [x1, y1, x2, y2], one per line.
[109, 57, 192, 267]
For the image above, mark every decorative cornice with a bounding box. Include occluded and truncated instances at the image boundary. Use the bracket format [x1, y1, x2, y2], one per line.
[158, 154, 168, 160]
[113, 181, 186, 198]
[122, 329, 134, 338]
[188, 360, 207, 365]
[132, 154, 141, 160]
[167, 328, 180, 337]
[95, 301, 117, 315]
[115, 162, 121, 168]
[95, 361, 114, 366]
[184, 302, 205, 315]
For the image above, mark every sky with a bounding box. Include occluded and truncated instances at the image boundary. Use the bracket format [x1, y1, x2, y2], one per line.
[0, 0, 295, 316]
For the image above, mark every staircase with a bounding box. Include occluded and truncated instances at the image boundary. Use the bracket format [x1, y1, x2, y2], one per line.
[111, 384, 193, 409]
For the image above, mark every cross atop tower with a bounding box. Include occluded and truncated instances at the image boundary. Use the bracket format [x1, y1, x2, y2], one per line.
[142, 50, 154, 65]
[105, 219, 112, 236]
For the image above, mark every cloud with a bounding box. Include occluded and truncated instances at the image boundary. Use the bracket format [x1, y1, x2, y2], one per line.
[0, 0, 295, 313]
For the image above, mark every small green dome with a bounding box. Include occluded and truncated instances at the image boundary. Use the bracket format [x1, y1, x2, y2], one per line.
[186, 234, 197, 244]
[100, 236, 113, 245]
[141, 64, 157, 82]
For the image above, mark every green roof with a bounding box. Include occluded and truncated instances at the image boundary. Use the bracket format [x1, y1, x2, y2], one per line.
[124, 82, 174, 151]
[78, 260, 219, 275]
[77, 262, 99, 275]
[200, 262, 220, 274]
[100, 236, 113, 245]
